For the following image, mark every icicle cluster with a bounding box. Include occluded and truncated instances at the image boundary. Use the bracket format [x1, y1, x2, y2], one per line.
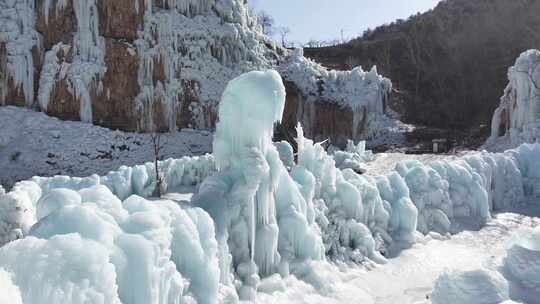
[0, 0, 40, 106]
[37, 0, 106, 123]
[133, 0, 276, 131]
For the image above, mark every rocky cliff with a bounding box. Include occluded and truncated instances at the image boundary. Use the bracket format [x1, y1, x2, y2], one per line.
[0, 0, 397, 147]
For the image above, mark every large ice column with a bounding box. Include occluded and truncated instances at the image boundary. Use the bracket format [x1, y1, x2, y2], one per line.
[195, 70, 324, 300]
[0, 0, 40, 106]
[488, 49, 540, 146]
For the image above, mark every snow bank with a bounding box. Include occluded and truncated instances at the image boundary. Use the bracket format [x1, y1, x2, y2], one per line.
[432, 225, 540, 304]
[431, 270, 510, 304]
[0, 153, 215, 247]
[486, 49, 540, 151]
[503, 226, 540, 294]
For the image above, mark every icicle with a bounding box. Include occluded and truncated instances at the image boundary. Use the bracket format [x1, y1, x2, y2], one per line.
[42, 0, 68, 25]
[0, 0, 40, 106]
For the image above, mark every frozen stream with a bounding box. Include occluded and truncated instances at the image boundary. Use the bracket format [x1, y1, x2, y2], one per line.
[258, 209, 540, 304]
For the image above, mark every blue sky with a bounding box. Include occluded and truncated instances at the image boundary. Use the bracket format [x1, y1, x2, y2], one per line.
[248, 0, 441, 44]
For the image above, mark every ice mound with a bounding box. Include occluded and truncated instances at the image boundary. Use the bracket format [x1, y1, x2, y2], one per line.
[503, 226, 540, 293]
[431, 269, 510, 304]
[0, 184, 222, 304]
[333, 140, 373, 173]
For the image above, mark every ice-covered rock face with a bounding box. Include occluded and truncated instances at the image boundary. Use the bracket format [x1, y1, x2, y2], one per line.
[487, 49, 540, 150]
[1, 0, 279, 131]
[278, 48, 408, 146]
[1, 0, 407, 146]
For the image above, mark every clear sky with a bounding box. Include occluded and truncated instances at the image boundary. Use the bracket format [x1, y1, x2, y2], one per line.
[248, 0, 442, 44]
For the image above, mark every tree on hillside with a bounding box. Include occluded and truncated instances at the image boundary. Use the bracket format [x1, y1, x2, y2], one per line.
[257, 11, 275, 36]
[150, 132, 165, 197]
[277, 26, 291, 47]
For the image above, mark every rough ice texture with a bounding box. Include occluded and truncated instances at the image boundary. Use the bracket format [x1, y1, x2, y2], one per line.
[503, 226, 540, 294]
[0, 191, 221, 304]
[2, 70, 540, 303]
[486, 49, 540, 151]
[431, 270, 510, 304]
[0, 151, 215, 247]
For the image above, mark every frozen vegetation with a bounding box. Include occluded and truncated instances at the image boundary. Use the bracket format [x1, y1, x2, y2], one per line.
[486, 49, 540, 152]
[0, 70, 539, 303]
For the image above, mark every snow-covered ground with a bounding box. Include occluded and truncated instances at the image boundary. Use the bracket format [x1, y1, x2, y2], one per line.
[258, 211, 540, 304]
[0, 106, 212, 188]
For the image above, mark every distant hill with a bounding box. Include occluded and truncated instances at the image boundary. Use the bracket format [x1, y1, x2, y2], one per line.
[305, 0, 540, 130]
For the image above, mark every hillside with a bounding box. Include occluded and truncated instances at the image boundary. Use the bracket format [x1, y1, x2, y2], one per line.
[305, 0, 540, 130]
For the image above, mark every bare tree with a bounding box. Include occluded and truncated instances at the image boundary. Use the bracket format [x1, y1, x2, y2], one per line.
[277, 26, 291, 47]
[257, 11, 275, 36]
[150, 132, 165, 197]
[304, 39, 322, 48]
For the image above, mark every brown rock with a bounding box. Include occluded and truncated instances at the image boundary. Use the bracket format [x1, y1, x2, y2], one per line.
[35, 0, 76, 50]
[97, 0, 145, 41]
[282, 81, 354, 147]
[93, 39, 141, 130]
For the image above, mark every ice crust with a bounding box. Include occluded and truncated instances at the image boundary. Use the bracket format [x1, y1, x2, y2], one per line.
[1, 70, 540, 303]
